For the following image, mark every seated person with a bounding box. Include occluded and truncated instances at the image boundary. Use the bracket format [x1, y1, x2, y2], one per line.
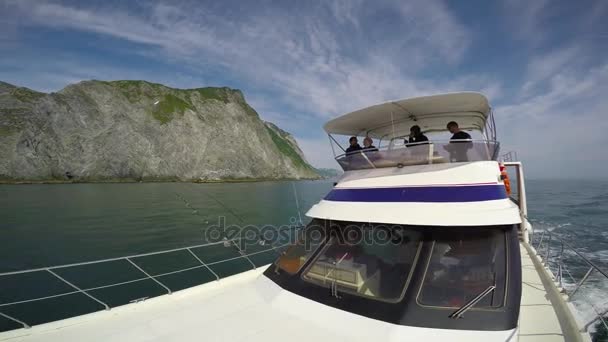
[345, 136, 362, 155]
[362, 137, 378, 152]
[406, 125, 429, 145]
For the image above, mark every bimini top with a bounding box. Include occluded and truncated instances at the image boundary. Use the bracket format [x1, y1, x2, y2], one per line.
[323, 92, 491, 139]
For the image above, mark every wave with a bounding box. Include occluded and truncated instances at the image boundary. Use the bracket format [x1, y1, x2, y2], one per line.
[571, 285, 608, 335]
[564, 200, 607, 209]
[566, 208, 607, 217]
[589, 193, 608, 201]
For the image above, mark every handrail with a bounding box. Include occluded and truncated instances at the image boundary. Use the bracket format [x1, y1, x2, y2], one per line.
[335, 139, 499, 159]
[334, 139, 500, 172]
[334, 139, 499, 159]
[532, 230, 608, 332]
[0, 225, 303, 331]
[499, 151, 518, 162]
[0, 238, 239, 277]
[533, 231, 608, 284]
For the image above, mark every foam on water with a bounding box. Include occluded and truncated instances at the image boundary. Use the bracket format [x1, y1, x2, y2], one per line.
[527, 179, 608, 340]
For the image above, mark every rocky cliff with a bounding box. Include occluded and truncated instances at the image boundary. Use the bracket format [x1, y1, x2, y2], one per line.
[0, 80, 320, 182]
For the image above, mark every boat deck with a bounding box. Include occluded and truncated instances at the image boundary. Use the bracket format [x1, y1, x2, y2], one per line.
[519, 242, 565, 341]
[519, 243, 590, 342]
[0, 244, 590, 342]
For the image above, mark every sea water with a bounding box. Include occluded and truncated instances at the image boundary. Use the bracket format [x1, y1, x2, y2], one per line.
[0, 179, 606, 337]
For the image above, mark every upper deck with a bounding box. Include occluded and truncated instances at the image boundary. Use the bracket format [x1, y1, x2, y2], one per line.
[324, 92, 499, 172]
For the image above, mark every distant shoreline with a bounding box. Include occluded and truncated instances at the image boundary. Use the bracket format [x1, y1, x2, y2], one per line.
[0, 176, 327, 185]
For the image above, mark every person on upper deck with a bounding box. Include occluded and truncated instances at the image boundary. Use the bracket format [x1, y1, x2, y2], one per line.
[362, 137, 378, 152]
[445, 121, 472, 162]
[345, 136, 362, 154]
[447, 121, 471, 141]
[407, 125, 429, 145]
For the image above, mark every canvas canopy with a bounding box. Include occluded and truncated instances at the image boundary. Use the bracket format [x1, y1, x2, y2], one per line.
[323, 92, 491, 139]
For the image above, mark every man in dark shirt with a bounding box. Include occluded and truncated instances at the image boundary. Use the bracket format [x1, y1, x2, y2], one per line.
[407, 125, 429, 145]
[447, 121, 471, 140]
[345, 136, 362, 154]
[445, 121, 472, 162]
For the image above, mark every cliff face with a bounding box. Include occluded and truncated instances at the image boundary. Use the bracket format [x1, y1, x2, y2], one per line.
[0, 80, 320, 182]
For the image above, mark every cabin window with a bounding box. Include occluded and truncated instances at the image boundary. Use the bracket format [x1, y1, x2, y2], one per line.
[417, 228, 507, 309]
[301, 224, 422, 302]
[275, 220, 326, 274]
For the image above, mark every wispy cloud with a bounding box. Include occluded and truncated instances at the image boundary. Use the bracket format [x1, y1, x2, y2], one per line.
[497, 58, 608, 176]
[4, 0, 474, 115]
[521, 46, 579, 94]
[503, 0, 550, 45]
[1, 0, 607, 177]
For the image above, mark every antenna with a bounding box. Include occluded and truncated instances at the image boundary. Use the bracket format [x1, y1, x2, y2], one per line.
[292, 182, 304, 227]
[390, 110, 396, 143]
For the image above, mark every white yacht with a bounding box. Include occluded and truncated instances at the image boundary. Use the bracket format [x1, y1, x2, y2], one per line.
[0, 92, 604, 341]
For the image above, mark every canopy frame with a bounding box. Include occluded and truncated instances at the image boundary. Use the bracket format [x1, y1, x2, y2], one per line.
[325, 93, 497, 154]
[324, 92, 493, 141]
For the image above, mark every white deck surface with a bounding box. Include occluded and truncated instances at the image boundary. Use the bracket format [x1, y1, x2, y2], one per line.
[519, 243, 569, 342]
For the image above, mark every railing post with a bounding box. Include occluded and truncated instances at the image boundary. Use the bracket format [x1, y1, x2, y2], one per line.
[557, 241, 565, 289]
[536, 230, 546, 251]
[0, 311, 30, 329]
[569, 266, 594, 299]
[47, 269, 110, 310]
[126, 258, 172, 295]
[229, 240, 257, 270]
[558, 263, 563, 289]
[186, 248, 220, 281]
[544, 234, 552, 266]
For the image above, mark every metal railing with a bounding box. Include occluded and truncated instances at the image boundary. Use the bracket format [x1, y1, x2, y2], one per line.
[499, 151, 518, 163]
[0, 226, 301, 331]
[532, 230, 608, 333]
[335, 139, 501, 171]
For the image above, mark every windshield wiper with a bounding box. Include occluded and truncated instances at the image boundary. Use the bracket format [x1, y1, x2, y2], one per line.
[449, 285, 496, 319]
[328, 253, 349, 299]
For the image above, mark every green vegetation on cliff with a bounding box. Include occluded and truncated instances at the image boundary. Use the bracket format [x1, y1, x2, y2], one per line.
[101, 81, 248, 124]
[151, 94, 194, 124]
[265, 125, 312, 171]
[0, 108, 28, 135]
[10, 88, 45, 102]
[196, 87, 231, 103]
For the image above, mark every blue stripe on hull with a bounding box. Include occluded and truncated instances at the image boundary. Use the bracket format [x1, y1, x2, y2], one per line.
[324, 185, 507, 203]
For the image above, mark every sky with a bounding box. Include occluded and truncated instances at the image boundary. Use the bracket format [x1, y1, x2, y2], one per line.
[1, 0, 607, 179]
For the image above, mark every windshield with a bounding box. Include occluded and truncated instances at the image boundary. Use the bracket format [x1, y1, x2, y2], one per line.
[301, 224, 422, 302]
[417, 228, 506, 309]
[274, 220, 326, 274]
[264, 223, 520, 331]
